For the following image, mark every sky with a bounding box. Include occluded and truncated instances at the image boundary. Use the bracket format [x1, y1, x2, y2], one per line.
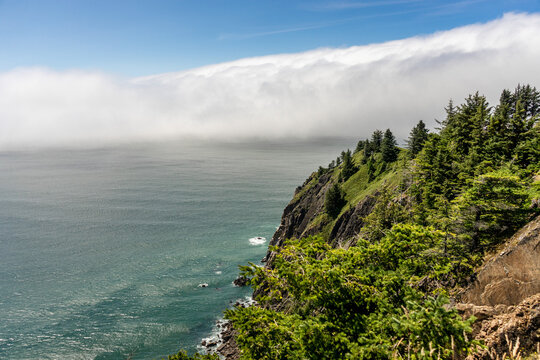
[1, 1, 540, 148]
[2, 0, 540, 76]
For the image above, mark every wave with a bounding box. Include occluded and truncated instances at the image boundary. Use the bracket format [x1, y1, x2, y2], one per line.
[248, 236, 266, 246]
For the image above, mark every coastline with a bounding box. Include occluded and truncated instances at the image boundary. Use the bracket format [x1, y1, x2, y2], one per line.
[200, 296, 254, 359]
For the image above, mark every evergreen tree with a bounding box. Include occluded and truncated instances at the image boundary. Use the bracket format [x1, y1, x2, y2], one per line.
[361, 140, 372, 164]
[513, 84, 540, 119]
[354, 140, 365, 154]
[407, 120, 429, 157]
[453, 171, 532, 250]
[367, 155, 376, 182]
[486, 96, 512, 161]
[509, 99, 527, 149]
[370, 130, 383, 152]
[341, 149, 357, 181]
[444, 99, 456, 126]
[325, 183, 346, 218]
[381, 128, 399, 162]
[445, 92, 489, 156]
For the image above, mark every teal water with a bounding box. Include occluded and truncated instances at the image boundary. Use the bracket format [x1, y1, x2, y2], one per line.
[0, 139, 352, 360]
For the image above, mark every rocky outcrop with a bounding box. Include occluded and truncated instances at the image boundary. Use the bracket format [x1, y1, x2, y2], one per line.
[460, 216, 540, 306]
[269, 172, 333, 250]
[265, 172, 379, 264]
[457, 293, 540, 359]
[329, 193, 378, 247]
[216, 322, 240, 360]
[457, 216, 540, 358]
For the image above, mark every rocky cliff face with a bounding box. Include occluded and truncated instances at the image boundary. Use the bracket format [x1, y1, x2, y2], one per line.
[268, 172, 332, 249]
[266, 172, 379, 263]
[458, 294, 540, 359]
[458, 215, 540, 358]
[460, 216, 540, 306]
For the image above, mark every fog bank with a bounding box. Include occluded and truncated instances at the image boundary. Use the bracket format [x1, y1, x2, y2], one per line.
[1, 13, 540, 149]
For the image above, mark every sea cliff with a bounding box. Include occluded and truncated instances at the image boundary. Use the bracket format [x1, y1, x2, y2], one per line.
[180, 84, 540, 360]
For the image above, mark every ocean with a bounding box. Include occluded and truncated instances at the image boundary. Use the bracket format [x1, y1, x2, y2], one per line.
[0, 139, 353, 360]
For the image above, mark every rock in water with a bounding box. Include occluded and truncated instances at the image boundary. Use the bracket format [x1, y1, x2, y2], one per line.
[233, 276, 249, 287]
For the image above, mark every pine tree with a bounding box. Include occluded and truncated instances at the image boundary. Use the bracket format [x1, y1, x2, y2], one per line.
[445, 92, 489, 156]
[407, 120, 429, 157]
[453, 171, 532, 249]
[370, 130, 383, 152]
[341, 149, 357, 181]
[381, 129, 399, 163]
[355, 140, 365, 154]
[325, 183, 346, 218]
[367, 156, 375, 182]
[361, 140, 372, 164]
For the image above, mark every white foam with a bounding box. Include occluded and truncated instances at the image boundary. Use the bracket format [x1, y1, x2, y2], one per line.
[248, 236, 266, 246]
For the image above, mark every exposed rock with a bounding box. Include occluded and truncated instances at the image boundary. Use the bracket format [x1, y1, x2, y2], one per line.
[264, 172, 379, 264]
[269, 172, 332, 249]
[233, 276, 249, 287]
[456, 216, 540, 358]
[329, 193, 378, 247]
[460, 216, 540, 306]
[216, 321, 240, 360]
[458, 293, 540, 359]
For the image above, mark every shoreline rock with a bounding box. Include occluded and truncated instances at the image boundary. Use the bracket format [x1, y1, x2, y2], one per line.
[200, 297, 255, 359]
[232, 276, 249, 287]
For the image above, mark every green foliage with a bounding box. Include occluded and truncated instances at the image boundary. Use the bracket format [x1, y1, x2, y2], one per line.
[229, 227, 478, 359]
[371, 130, 383, 152]
[341, 149, 357, 181]
[452, 170, 535, 249]
[381, 129, 399, 163]
[366, 156, 376, 182]
[407, 120, 429, 157]
[362, 140, 372, 163]
[359, 187, 408, 242]
[355, 139, 366, 154]
[325, 183, 346, 218]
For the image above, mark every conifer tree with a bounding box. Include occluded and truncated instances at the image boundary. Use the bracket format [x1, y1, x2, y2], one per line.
[341, 149, 357, 181]
[370, 130, 383, 152]
[381, 129, 399, 163]
[361, 140, 372, 164]
[453, 171, 532, 249]
[355, 140, 365, 154]
[325, 183, 345, 218]
[407, 120, 429, 157]
[367, 155, 375, 182]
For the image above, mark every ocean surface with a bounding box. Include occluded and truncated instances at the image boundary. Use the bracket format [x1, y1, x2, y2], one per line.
[0, 139, 353, 360]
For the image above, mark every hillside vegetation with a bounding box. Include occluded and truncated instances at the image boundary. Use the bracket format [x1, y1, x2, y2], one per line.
[168, 85, 540, 360]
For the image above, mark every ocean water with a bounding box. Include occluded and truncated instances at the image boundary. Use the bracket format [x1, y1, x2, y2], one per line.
[0, 139, 353, 360]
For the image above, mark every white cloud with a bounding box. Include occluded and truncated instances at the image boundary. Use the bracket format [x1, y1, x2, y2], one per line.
[1, 12, 540, 149]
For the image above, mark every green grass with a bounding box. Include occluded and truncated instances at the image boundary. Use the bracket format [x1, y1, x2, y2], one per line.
[304, 212, 329, 233]
[291, 172, 318, 203]
[301, 149, 408, 240]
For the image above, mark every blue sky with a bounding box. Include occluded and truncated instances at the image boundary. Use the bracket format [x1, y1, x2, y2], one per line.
[1, 0, 540, 76]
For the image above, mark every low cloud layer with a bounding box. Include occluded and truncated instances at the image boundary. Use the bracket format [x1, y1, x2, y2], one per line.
[2, 13, 540, 149]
